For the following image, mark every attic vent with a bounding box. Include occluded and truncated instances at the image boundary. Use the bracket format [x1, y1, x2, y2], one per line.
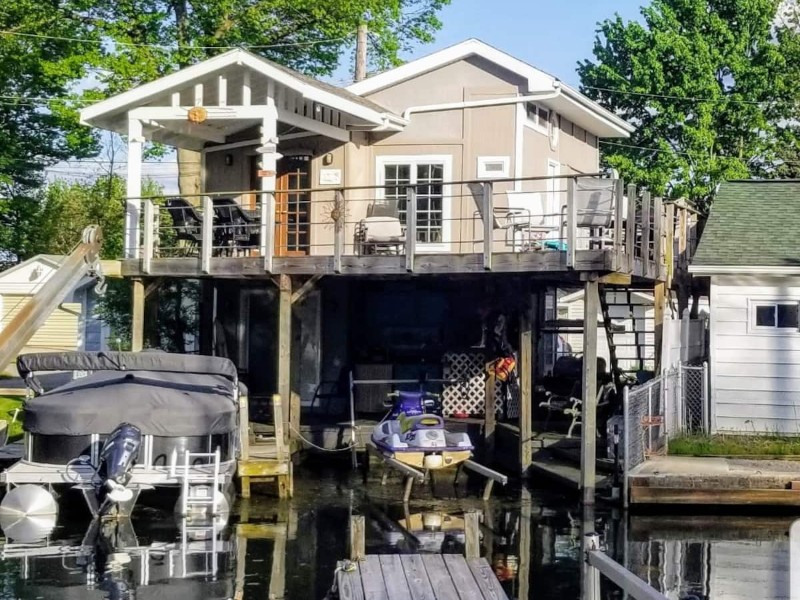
[477, 156, 510, 179]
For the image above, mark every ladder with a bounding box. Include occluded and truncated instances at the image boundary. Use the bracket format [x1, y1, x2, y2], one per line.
[599, 286, 655, 386]
[179, 517, 221, 579]
[179, 448, 222, 516]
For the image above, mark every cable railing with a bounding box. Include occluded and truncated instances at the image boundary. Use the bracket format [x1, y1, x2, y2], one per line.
[127, 175, 669, 277]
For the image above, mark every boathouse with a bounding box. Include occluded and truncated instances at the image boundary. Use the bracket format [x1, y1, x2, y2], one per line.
[78, 38, 685, 496]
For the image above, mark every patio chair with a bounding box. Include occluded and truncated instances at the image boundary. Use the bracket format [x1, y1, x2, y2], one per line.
[498, 191, 560, 252]
[356, 200, 405, 255]
[164, 197, 203, 256]
[573, 178, 617, 250]
[212, 197, 259, 255]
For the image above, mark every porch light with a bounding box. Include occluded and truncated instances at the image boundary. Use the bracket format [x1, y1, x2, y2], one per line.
[224, 153, 234, 166]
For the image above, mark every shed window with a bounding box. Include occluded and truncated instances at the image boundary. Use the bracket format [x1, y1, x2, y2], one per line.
[753, 302, 799, 329]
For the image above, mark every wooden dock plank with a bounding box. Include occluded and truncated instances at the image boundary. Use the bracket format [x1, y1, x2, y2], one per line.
[465, 559, 508, 600]
[442, 554, 483, 600]
[337, 562, 366, 600]
[379, 554, 413, 600]
[630, 485, 800, 506]
[419, 555, 460, 600]
[361, 555, 390, 600]
[399, 555, 436, 600]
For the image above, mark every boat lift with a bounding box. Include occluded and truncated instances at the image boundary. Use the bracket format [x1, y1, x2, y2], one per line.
[351, 373, 509, 502]
[0, 225, 105, 372]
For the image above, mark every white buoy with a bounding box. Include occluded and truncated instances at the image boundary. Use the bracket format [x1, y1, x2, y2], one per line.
[0, 485, 58, 542]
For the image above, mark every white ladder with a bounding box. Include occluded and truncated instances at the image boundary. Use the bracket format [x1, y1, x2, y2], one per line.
[180, 518, 220, 579]
[179, 448, 221, 515]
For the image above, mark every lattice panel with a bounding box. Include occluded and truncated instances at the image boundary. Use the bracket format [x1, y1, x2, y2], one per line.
[442, 352, 519, 419]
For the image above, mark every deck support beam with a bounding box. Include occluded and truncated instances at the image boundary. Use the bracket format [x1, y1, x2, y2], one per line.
[277, 274, 293, 449]
[131, 278, 145, 352]
[580, 275, 600, 505]
[654, 281, 666, 373]
[519, 284, 536, 476]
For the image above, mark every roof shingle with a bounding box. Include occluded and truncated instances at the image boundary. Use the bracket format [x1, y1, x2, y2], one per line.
[692, 180, 800, 268]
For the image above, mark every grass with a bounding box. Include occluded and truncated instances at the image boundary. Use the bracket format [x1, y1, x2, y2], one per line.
[0, 396, 24, 443]
[669, 433, 800, 457]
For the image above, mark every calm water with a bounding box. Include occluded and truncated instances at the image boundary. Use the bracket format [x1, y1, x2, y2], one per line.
[0, 459, 796, 599]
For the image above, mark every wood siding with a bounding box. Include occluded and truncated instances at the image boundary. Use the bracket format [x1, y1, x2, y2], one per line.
[710, 275, 800, 433]
[0, 295, 82, 356]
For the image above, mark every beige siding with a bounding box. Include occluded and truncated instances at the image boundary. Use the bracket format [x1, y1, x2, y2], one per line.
[710, 275, 800, 433]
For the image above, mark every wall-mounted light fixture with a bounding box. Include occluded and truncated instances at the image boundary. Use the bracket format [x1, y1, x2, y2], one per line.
[322, 153, 334, 166]
[224, 153, 234, 166]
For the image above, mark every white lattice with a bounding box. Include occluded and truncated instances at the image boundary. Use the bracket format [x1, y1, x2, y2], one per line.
[442, 352, 519, 419]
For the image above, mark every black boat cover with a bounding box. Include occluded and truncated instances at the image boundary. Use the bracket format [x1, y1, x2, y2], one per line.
[24, 370, 237, 436]
[17, 351, 237, 382]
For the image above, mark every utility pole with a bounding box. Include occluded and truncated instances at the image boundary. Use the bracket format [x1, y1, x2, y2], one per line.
[355, 23, 368, 82]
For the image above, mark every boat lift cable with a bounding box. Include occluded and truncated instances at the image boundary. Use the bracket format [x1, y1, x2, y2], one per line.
[288, 423, 358, 453]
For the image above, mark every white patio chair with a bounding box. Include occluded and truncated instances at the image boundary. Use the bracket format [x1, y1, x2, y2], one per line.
[573, 178, 617, 249]
[356, 200, 405, 255]
[498, 191, 560, 252]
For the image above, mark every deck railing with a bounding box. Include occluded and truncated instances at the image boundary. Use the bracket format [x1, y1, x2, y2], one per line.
[128, 174, 669, 277]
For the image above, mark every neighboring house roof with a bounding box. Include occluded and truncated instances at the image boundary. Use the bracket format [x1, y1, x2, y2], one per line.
[347, 38, 635, 139]
[80, 48, 404, 137]
[0, 254, 62, 282]
[0, 254, 94, 295]
[690, 180, 800, 274]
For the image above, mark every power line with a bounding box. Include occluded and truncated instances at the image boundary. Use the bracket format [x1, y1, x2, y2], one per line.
[0, 30, 353, 51]
[582, 85, 792, 106]
[600, 139, 800, 166]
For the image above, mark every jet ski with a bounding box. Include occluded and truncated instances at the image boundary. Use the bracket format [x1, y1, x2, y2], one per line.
[370, 390, 473, 470]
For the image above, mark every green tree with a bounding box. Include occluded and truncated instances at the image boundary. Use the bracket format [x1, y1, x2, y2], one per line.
[578, 0, 800, 208]
[0, 0, 101, 262]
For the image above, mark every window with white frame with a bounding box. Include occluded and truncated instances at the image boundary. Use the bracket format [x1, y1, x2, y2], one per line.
[378, 156, 450, 245]
[751, 301, 799, 331]
[477, 156, 510, 179]
[526, 103, 550, 134]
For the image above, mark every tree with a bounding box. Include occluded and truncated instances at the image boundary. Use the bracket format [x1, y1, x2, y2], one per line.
[87, 0, 450, 193]
[0, 0, 100, 263]
[578, 0, 800, 208]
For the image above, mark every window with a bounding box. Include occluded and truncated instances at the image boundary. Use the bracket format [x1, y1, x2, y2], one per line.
[751, 301, 799, 330]
[526, 103, 550, 134]
[377, 156, 451, 246]
[477, 156, 510, 179]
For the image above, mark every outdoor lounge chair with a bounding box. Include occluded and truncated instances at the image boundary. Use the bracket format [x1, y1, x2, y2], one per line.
[164, 197, 203, 256]
[498, 190, 560, 251]
[573, 178, 617, 250]
[356, 199, 405, 255]
[212, 197, 259, 255]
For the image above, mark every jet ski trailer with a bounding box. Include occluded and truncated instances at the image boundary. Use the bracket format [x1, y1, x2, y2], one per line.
[0, 351, 242, 520]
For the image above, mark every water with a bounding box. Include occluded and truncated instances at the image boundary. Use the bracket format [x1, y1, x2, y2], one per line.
[0, 459, 796, 599]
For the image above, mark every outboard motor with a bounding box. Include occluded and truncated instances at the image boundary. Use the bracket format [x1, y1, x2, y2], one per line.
[97, 423, 142, 505]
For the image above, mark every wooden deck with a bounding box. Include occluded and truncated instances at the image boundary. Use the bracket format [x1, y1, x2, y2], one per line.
[336, 554, 509, 600]
[121, 251, 666, 279]
[237, 393, 293, 498]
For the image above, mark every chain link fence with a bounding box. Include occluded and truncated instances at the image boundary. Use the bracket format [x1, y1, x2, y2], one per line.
[623, 363, 709, 505]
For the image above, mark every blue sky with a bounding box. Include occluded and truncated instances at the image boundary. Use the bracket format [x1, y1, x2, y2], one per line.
[387, 0, 645, 87]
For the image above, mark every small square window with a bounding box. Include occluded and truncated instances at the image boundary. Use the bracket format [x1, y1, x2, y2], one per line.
[778, 304, 798, 328]
[477, 156, 510, 179]
[756, 305, 775, 327]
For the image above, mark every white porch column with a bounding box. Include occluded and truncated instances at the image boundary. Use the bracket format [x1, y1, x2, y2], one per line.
[260, 82, 280, 266]
[126, 117, 144, 258]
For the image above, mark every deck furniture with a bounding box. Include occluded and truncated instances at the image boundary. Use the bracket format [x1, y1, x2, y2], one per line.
[573, 178, 617, 250]
[212, 197, 259, 255]
[164, 197, 203, 255]
[499, 190, 561, 252]
[356, 200, 405, 255]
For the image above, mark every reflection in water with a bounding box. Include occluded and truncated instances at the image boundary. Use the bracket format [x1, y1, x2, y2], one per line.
[0, 462, 795, 599]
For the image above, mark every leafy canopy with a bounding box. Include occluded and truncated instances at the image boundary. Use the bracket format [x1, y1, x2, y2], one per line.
[578, 0, 800, 208]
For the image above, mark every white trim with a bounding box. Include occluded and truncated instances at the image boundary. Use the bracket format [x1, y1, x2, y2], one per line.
[525, 102, 550, 135]
[708, 280, 718, 433]
[402, 91, 559, 121]
[203, 138, 259, 154]
[476, 156, 510, 179]
[347, 38, 634, 137]
[375, 154, 453, 252]
[514, 104, 524, 191]
[747, 298, 800, 335]
[690, 264, 800, 275]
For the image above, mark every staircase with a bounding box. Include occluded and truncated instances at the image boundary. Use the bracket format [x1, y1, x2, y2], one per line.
[599, 286, 656, 384]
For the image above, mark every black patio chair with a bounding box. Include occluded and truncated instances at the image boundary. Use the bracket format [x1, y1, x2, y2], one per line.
[164, 197, 203, 256]
[212, 198, 260, 255]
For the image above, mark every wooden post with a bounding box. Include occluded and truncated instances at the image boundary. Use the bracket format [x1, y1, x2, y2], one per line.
[277, 275, 292, 449]
[333, 189, 344, 274]
[566, 177, 577, 268]
[482, 181, 493, 270]
[239, 392, 251, 499]
[484, 370, 496, 464]
[131, 278, 145, 352]
[125, 117, 143, 259]
[355, 23, 368, 82]
[518, 487, 532, 600]
[405, 187, 417, 272]
[613, 178, 624, 270]
[142, 200, 154, 274]
[641, 191, 652, 277]
[625, 184, 637, 273]
[350, 515, 366, 561]
[234, 533, 247, 600]
[581, 277, 600, 505]
[201, 196, 213, 274]
[652, 196, 663, 277]
[465, 511, 481, 559]
[654, 282, 666, 374]
[262, 192, 275, 273]
[519, 287, 536, 476]
[665, 203, 675, 287]
[269, 529, 287, 599]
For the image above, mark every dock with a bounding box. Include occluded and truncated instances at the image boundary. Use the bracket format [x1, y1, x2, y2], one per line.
[628, 455, 800, 506]
[237, 393, 293, 498]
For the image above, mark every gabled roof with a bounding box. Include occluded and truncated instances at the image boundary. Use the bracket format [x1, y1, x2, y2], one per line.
[691, 180, 800, 274]
[80, 49, 403, 134]
[0, 254, 62, 281]
[559, 289, 654, 305]
[347, 39, 634, 139]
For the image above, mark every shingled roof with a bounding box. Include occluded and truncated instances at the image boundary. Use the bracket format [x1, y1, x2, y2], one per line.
[691, 180, 800, 269]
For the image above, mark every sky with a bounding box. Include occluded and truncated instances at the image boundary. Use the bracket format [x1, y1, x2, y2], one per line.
[50, 0, 647, 192]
